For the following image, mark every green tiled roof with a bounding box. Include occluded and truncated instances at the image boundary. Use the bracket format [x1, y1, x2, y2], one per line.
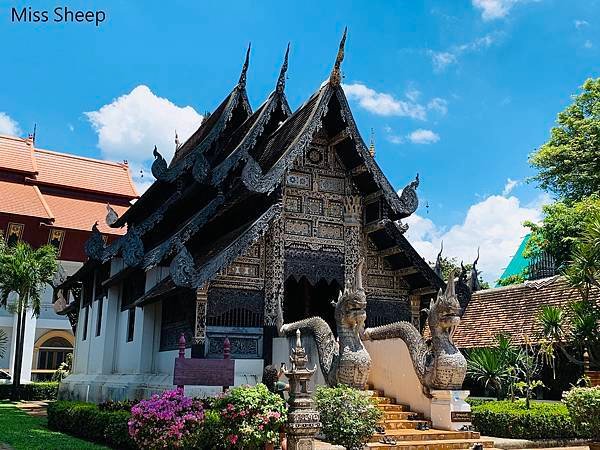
[496, 234, 530, 286]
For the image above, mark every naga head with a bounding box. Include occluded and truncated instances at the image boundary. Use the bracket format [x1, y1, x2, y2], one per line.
[427, 270, 461, 337]
[333, 259, 367, 330]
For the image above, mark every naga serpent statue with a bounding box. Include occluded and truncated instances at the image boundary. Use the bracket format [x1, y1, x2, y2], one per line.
[363, 271, 467, 396]
[280, 260, 371, 389]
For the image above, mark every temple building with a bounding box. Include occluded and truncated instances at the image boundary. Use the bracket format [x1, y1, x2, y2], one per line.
[0, 133, 138, 382]
[56, 34, 446, 401]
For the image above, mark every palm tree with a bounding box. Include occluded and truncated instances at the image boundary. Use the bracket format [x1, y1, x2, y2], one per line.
[0, 329, 7, 359]
[466, 347, 512, 399]
[0, 241, 57, 399]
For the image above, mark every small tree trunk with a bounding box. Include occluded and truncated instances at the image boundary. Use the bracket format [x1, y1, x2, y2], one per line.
[11, 305, 23, 400]
[12, 307, 28, 400]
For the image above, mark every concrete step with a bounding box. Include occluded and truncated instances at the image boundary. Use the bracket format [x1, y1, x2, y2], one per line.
[369, 429, 475, 443]
[366, 437, 495, 449]
[371, 396, 397, 404]
[377, 403, 410, 412]
[382, 411, 423, 420]
[369, 430, 480, 443]
[379, 419, 431, 430]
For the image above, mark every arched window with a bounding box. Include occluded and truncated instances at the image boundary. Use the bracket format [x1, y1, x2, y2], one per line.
[37, 336, 73, 370]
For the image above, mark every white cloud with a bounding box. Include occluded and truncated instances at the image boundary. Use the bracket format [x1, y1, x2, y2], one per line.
[584, 40, 593, 49]
[574, 20, 589, 29]
[408, 129, 440, 144]
[427, 98, 448, 115]
[0, 112, 21, 136]
[428, 33, 500, 72]
[429, 51, 458, 72]
[502, 178, 519, 196]
[472, 0, 538, 20]
[404, 194, 543, 282]
[387, 134, 405, 145]
[342, 83, 427, 120]
[86, 85, 203, 192]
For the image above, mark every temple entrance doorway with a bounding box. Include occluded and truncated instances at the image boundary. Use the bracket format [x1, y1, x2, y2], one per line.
[283, 277, 341, 335]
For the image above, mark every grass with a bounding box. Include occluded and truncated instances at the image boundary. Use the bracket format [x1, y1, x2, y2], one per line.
[0, 401, 109, 450]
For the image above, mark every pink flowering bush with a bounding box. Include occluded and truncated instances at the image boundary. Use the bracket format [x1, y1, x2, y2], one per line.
[214, 383, 287, 449]
[128, 388, 205, 449]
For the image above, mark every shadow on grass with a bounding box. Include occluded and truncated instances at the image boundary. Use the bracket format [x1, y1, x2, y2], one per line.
[0, 402, 108, 450]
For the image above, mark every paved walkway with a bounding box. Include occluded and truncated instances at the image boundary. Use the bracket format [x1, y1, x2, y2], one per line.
[14, 400, 49, 417]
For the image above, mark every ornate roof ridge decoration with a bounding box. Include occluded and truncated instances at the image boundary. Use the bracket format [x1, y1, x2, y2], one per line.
[238, 42, 251, 89]
[84, 222, 105, 261]
[397, 173, 419, 216]
[381, 219, 445, 289]
[151, 146, 168, 181]
[329, 27, 347, 86]
[276, 43, 290, 94]
[113, 48, 254, 227]
[434, 241, 444, 278]
[242, 86, 332, 193]
[105, 203, 119, 227]
[170, 202, 282, 288]
[211, 87, 293, 186]
[141, 194, 225, 269]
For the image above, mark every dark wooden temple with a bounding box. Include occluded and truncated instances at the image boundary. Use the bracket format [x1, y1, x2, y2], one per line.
[57, 32, 444, 364]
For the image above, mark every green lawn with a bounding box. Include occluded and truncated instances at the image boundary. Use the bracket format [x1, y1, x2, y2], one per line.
[0, 402, 108, 450]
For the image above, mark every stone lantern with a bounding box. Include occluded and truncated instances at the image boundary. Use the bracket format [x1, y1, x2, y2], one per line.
[283, 330, 322, 450]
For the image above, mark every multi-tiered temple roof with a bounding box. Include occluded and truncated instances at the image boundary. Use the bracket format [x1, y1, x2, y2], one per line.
[59, 31, 443, 316]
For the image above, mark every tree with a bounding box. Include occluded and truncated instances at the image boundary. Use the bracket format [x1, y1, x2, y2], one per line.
[524, 195, 600, 268]
[537, 214, 600, 368]
[0, 329, 7, 359]
[529, 78, 600, 202]
[0, 241, 57, 399]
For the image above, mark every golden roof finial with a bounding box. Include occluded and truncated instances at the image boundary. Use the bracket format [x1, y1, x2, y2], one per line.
[329, 27, 347, 86]
[369, 128, 376, 158]
[238, 42, 251, 88]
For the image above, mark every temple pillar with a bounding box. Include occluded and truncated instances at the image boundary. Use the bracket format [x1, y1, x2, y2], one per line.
[263, 218, 284, 364]
[344, 195, 362, 286]
[409, 294, 421, 329]
[191, 284, 208, 358]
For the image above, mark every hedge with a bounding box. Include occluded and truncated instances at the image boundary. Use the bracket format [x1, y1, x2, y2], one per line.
[48, 401, 135, 449]
[471, 400, 577, 439]
[0, 382, 58, 400]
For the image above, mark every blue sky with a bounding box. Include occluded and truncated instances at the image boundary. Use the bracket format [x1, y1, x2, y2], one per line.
[1, 0, 599, 280]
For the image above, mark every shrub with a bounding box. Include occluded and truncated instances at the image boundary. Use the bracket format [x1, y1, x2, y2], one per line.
[0, 381, 58, 400]
[315, 385, 382, 450]
[471, 400, 577, 439]
[466, 397, 496, 407]
[98, 399, 135, 412]
[213, 383, 287, 449]
[128, 388, 204, 450]
[563, 386, 600, 440]
[47, 400, 135, 449]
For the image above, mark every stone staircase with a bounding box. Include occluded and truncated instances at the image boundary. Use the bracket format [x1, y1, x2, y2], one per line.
[365, 387, 497, 450]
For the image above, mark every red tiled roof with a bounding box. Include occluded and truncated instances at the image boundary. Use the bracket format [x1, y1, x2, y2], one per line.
[0, 179, 53, 219]
[42, 193, 128, 234]
[453, 276, 600, 348]
[0, 134, 36, 174]
[33, 148, 138, 199]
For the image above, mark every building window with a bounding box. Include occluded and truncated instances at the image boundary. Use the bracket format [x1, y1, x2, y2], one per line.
[121, 270, 145, 311]
[95, 297, 103, 337]
[37, 337, 73, 371]
[82, 306, 89, 341]
[47, 229, 65, 256]
[6, 223, 24, 246]
[126, 308, 135, 342]
[159, 291, 195, 351]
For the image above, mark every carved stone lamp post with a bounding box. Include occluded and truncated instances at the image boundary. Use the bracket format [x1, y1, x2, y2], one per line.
[283, 330, 322, 450]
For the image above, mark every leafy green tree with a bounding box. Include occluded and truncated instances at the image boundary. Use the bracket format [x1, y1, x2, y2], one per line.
[529, 78, 600, 202]
[496, 272, 528, 287]
[524, 195, 600, 268]
[0, 241, 58, 399]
